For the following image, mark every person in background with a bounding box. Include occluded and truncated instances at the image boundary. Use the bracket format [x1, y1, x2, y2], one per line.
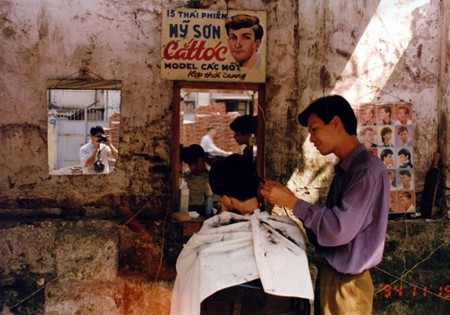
[225, 14, 264, 70]
[229, 114, 258, 162]
[181, 144, 214, 214]
[199, 127, 232, 159]
[260, 95, 390, 315]
[79, 125, 118, 174]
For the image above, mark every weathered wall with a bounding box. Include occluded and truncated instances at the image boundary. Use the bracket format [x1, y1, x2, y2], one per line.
[0, 0, 449, 314]
[0, 0, 173, 216]
[267, 0, 445, 208]
[440, 0, 450, 211]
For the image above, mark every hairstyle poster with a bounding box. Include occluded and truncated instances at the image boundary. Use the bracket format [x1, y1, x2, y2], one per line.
[354, 102, 415, 214]
[161, 9, 266, 83]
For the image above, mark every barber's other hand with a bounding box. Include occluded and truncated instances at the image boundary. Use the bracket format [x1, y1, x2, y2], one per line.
[260, 180, 297, 209]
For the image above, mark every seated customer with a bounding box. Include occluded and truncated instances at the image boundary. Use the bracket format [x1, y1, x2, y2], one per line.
[181, 144, 213, 214]
[170, 154, 313, 315]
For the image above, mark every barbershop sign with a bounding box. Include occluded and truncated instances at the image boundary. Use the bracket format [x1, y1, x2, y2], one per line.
[161, 9, 266, 83]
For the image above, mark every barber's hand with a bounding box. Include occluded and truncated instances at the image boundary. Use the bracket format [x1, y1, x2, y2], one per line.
[260, 180, 298, 209]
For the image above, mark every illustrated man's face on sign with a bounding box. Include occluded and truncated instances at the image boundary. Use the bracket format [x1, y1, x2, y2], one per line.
[225, 14, 263, 69]
[228, 27, 261, 66]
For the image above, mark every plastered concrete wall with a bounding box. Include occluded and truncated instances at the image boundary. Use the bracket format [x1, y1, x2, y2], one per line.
[265, 0, 447, 211]
[0, 0, 447, 215]
[0, 0, 449, 314]
[0, 0, 173, 216]
[440, 0, 450, 209]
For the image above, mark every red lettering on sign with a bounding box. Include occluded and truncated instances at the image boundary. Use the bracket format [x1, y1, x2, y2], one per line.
[163, 39, 228, 62]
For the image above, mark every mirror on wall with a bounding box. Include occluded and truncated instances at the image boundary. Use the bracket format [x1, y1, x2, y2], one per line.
[172, 81, 265, 212]
[47, 79, 121, 175]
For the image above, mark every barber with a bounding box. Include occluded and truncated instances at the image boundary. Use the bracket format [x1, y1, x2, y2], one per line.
[260, 95, 390, 314]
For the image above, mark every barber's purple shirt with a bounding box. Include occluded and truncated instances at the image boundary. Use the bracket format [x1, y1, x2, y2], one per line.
[294, 144, 390, 274]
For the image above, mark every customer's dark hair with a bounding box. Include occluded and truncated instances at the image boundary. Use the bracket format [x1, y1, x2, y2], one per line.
[209, 154, 259, 201]
[181, 144, 205, 164]
[229, 115, 257, 135]
[298, 95, 357, 135]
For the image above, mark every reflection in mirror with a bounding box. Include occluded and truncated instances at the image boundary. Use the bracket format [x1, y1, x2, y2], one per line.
[180, 88, 258, 162]
[172, 82, 265, 214]
[47, 79, 121, 175]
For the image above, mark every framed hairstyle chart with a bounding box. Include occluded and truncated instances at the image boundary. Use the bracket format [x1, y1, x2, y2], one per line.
[354, 102, 415, 216]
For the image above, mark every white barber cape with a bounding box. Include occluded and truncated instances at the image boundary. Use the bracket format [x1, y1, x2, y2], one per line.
[170, 210, 314, 315]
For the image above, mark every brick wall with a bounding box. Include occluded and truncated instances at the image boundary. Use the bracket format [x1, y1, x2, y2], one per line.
[180, 102, 241, 153]
[109, 112, 120, 149]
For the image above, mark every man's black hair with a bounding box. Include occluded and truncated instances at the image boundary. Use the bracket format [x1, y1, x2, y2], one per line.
[298, 95, 357, 135]
[90, 125, 105, 136]
[229, 115, 257, 135]
[181, 144, 205, 164]
[209, 154, 259, 201]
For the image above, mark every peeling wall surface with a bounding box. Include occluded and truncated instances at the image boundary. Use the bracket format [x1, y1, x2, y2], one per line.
[0, 0, 449, 314]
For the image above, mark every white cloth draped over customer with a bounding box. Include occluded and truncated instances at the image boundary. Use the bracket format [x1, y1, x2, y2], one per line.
[170, 210, 314, 315]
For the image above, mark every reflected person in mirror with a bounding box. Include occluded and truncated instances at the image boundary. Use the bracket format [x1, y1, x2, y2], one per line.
[229, 115, 258, 163]
[181, 144, 215, 215]
[199, 126, 232, 159]
[260, 95, 390, 315]
[79, 125, 118, 174]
